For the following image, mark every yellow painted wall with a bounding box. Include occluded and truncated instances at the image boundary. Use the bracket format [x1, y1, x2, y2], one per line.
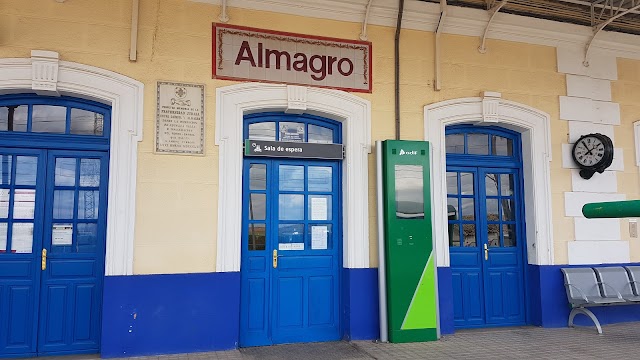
[1, 0, 639, 272]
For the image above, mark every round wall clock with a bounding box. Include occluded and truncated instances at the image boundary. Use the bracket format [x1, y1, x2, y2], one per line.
[571, 133, 614, 179]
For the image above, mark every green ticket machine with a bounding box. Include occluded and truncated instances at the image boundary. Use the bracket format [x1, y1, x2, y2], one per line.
[381, 140, 439, 343]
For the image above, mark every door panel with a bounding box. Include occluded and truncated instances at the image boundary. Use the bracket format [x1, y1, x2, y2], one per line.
[239, 159, 341, 347]
[0, 149, 45, 357]
[448, 165, 525, 328]
[38, 151, 108, 355]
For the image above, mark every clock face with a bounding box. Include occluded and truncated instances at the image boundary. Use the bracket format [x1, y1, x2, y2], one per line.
[573, 136, 605, 167]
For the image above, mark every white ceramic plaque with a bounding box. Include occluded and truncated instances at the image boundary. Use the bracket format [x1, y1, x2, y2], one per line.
[156, 81, 205, 155]
[214, 24, 372, 93]
[279, 243, 304, 251]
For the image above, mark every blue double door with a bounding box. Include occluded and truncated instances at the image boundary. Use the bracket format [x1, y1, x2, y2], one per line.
[240, 159, 341, 347]
[448, 166, 526, 328]
[0, 148, 108, 357]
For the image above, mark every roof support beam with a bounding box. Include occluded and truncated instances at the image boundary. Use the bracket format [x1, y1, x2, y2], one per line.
[478, 0, 508, 53]
[584, 3, 640, 66]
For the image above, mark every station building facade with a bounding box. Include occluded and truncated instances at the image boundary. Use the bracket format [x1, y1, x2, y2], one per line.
[1, 0, 640, 357]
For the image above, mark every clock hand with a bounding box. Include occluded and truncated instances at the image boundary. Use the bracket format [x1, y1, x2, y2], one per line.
[582, 140, 594, 156]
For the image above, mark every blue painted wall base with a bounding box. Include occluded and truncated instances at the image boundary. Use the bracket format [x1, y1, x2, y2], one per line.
[342, 268, 380, 340]
[101, 273, 240, 358]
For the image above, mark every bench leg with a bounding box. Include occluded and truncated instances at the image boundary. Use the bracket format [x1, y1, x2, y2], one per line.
[568, 307, 602, 334]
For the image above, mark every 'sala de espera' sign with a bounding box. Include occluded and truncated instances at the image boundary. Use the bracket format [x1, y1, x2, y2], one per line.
[213, 24, 372, 93]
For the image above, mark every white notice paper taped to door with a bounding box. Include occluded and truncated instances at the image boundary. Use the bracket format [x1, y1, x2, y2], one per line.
[311, 197, 327, 220]
[52, 224, 73, 246]
[311, 226, 328, 250]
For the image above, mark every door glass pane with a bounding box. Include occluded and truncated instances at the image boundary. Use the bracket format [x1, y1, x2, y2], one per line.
[488, 224, 500, 247]
[461, 198, 475, 220]
[0, 105, 28, 132]
[0, 223, 6, 252]
[249, 164, 266, 190]
[13, 189, 35, 219]
[55, 158, 76, 186]
[503, 224, 516, 247]
[78, 190, 99, 219]
[51, 223, 73, 251]
[279, 194, 304, 220]
[15, 156, 37, 186]
[449, 223, 460, 247]
[79, 159, 100, 187]
[502, 199, 515, 221]
[308, 195, 332, 221]
[308, 124, 333, 144]
[0, 155, 11, 185]
[53, 190, 75, 219]
[248, 122, 276, 141]
[278, 224, 304, 249]
[11, 223, 33, 253]
[32, 105, 66, 133]
[309, 224, 331, 250]
[462, 224, 476, 247]
[446, 172, 458, 194]
[445, 134, 464, 154]
[70, 108, 104, 136]
[248, 223, 266, 251]
[308, 166, 332, 192]
[500, 174, 514, 196]
[468, 134, 489, 155]
[395, 165, 424, 219]
[279, 165, 304, 191]
[279, 122, 305, 142]
[486, 198, 499, 221]
[447, 198, 459, 221]
[485, 174, 498, 196]
[249, 193, 266, 220]
[460, 172, 474, 195]
[77, 223, 98, 252]
[492, 135, 513, 156]
[0, 189, 8, 218]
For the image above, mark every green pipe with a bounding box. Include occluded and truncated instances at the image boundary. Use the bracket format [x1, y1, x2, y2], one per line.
[582, 200, 640, 219]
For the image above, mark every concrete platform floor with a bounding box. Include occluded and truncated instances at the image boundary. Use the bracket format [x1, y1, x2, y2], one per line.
[34, 322, 640, 360]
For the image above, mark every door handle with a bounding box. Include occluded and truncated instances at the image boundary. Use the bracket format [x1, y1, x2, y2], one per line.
[484, 244, 488, 261]
[42, 249, 47, 271]
[273, 249, 278, 268]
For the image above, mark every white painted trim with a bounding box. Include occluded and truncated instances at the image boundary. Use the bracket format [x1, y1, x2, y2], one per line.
[0, 56, 143, 276]
[193, 0, 640, 60]
[215, 83, 371, 272]
[424, 95, 553, 266]
[635, 121, 640, 167]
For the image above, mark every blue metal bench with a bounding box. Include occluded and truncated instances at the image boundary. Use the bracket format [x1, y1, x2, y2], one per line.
[561, 266, 640, 334]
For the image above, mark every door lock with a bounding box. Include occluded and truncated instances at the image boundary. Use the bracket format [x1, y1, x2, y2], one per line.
[41, 249, 47, 271]
[484, 244, 488, 261]
[273, 249, 278, 268]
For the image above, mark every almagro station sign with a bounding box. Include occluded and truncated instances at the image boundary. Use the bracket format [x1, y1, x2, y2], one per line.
[213, 24, 372, 93]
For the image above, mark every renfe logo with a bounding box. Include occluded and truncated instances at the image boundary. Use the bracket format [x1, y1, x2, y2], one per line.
[235, 41, 354, 81]
[399, 149, 418, 156]
[214, 24, 372, 93]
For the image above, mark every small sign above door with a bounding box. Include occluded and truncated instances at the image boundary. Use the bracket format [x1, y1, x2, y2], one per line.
[213, 24, 372, 93]
[244, 140, 344, 160]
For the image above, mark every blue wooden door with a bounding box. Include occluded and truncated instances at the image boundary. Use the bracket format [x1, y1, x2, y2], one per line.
[0, 148, 46, 356]
[240, 159, 341, 346]
[37, 151, 108, 355]
[447, 126, 526, 328]
[0, 149, 107, 357]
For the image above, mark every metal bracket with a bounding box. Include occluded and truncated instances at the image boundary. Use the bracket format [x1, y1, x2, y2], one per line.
[360, 0, 375, 41]
[478, 0, 508, 54]
[434, 0, 447, 91]
[584, 2, 640, 66]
